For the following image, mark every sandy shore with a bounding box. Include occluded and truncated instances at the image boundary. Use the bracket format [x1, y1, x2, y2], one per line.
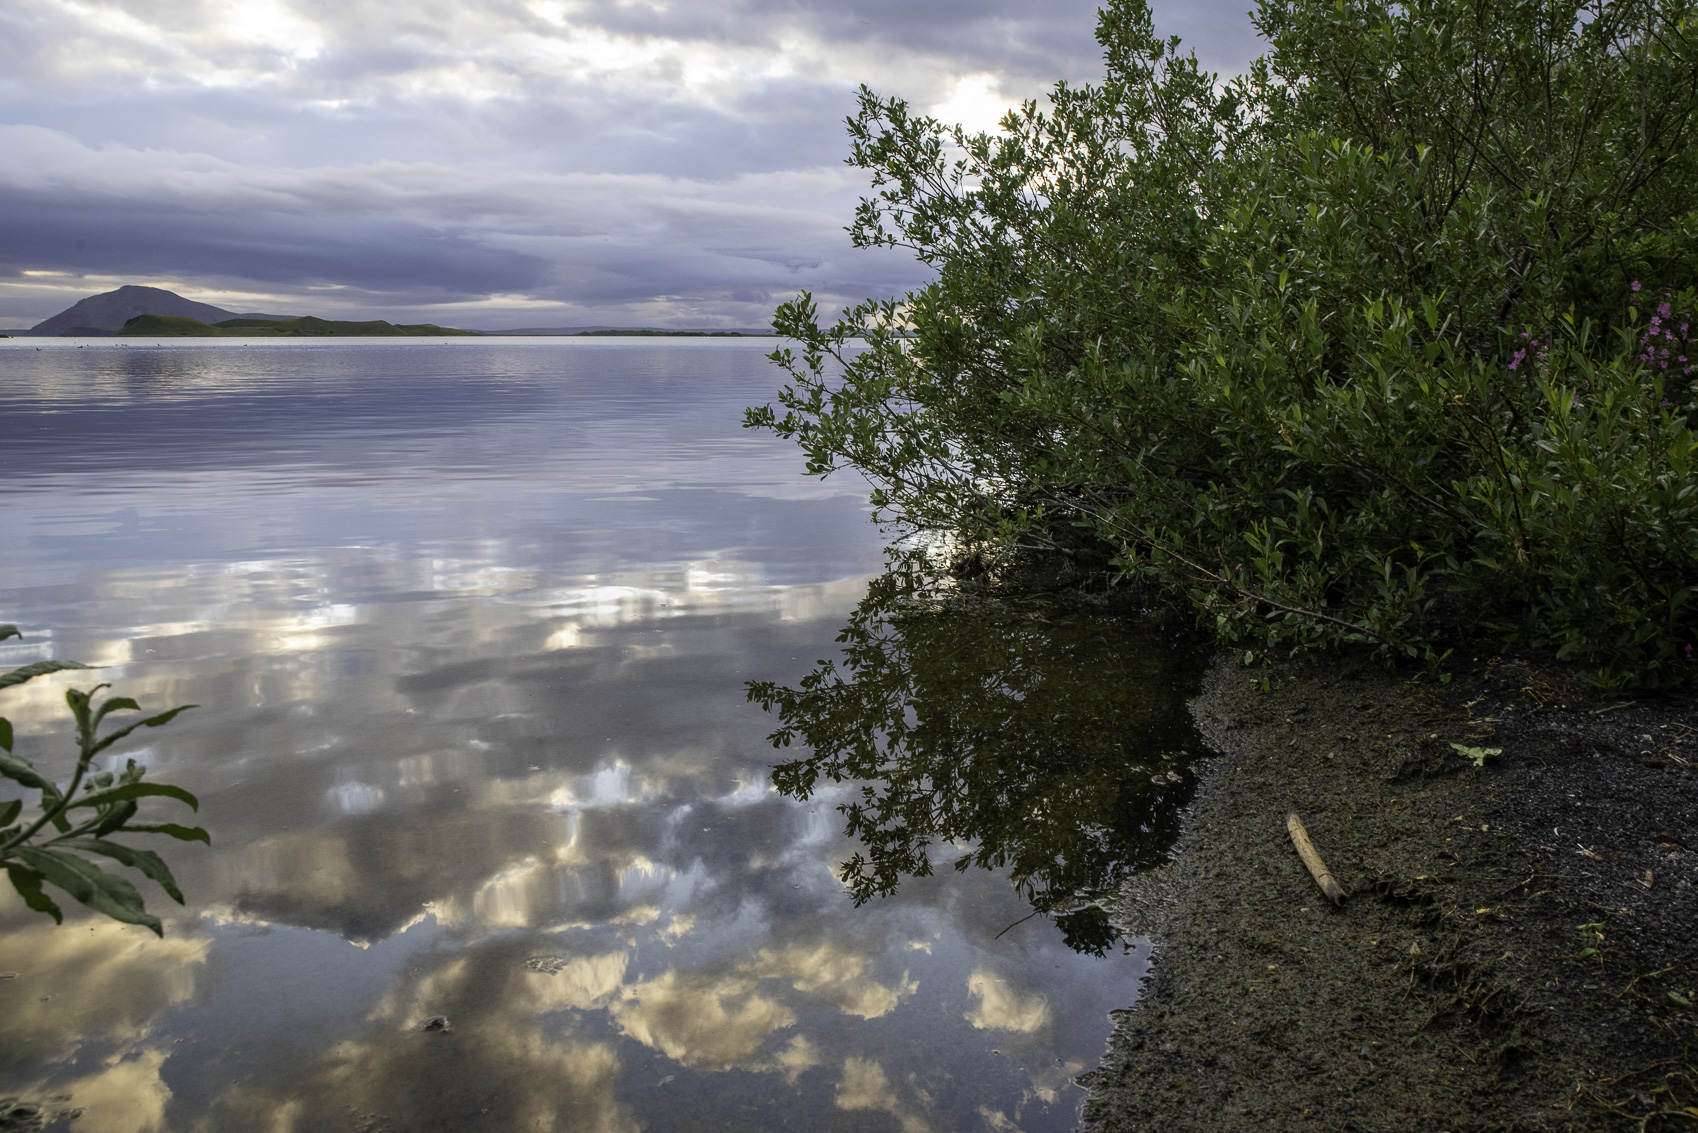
[1081, 649, 1698, 1131]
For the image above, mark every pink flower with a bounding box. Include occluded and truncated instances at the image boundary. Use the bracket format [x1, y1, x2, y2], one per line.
[1632, 281, 1643, 291]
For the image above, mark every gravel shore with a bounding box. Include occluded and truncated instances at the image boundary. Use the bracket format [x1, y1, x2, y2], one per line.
[1081, 650, 1698, 1131]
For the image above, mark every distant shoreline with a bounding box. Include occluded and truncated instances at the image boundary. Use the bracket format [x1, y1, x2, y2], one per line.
[482, 328, 778, 337]
[1, 329, 781, 338]
[12, 284, 785, 338]
[0, 332, 792, 342]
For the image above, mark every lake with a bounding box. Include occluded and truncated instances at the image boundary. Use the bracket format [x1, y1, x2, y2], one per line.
[0, 338, 1204, 1133]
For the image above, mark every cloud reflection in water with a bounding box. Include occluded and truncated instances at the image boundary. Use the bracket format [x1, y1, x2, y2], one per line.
[0, 342, 1143, 1131]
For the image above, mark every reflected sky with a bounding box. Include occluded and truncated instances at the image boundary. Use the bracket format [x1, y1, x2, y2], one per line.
[0, 340, 1149, 1132]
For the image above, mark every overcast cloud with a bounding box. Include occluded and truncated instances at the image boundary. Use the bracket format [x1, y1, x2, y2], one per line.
[0, 0, 1263, 329]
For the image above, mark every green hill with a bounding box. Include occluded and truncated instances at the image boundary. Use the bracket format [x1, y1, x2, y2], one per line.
[116, 315, 229, 336]
[119, 314, 478, 337]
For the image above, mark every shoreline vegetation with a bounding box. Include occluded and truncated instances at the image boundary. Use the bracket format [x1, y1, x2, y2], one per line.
[749, 0, 1698, 688]
[738, 0, 1698, 1126]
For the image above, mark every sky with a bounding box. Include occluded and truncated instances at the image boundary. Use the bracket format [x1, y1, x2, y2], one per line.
[0, 0, 1265, 331]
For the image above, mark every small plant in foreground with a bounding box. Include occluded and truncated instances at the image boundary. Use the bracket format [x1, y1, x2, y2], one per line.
[1575, 921, 1607, 961]
[0, 625, 205, 936]
[1450, 743, 1503, 770]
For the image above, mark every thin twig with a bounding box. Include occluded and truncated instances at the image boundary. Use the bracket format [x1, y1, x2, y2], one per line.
[993, 908, 1045, 940]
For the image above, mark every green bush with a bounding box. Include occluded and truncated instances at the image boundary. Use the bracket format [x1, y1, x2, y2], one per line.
[748, 0, 1698, 685]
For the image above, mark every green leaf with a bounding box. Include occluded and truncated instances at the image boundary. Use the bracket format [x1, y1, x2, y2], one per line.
[68, 781, 199, 813]
[53, 838, 183, 903]
[0, 751, 54, 792]
[0, 660, 88, 690]
[88, 799, 138, 838]
[88, 705, 196, 757]
[5, 864, 61, 923]
[124, 823, 212, 845]
[9, 846, 162, 936]
[0, 625, 19, 642]
[92, 697, 141, 728]
[0, 717, 11, 752]
[0, 799, 20, 827]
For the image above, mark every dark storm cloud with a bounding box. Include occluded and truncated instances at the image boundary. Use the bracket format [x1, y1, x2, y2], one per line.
[0, 124, 926, 324]
[0, 185, 547, 301]
[0, 0, 1264, 327]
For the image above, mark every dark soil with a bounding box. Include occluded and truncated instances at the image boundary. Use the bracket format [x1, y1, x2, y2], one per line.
[1081, 650, 1698, 1132]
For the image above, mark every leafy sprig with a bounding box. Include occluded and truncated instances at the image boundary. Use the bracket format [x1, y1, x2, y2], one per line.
[0, 624, 205, 936]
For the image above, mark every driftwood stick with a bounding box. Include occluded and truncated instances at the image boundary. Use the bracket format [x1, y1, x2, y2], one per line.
[1287, 812, 1349, 905]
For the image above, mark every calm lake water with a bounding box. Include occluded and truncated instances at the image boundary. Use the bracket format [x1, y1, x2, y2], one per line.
[0, 339, 1204, 1133]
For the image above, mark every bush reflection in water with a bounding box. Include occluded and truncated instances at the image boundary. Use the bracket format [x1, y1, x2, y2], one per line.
[748, 567, 1209, 956]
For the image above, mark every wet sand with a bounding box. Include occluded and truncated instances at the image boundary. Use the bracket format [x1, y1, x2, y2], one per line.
[1082, 650, 1698, 1131]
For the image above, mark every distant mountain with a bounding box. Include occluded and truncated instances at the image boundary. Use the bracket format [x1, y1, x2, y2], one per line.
[26, 286, 298, 337]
